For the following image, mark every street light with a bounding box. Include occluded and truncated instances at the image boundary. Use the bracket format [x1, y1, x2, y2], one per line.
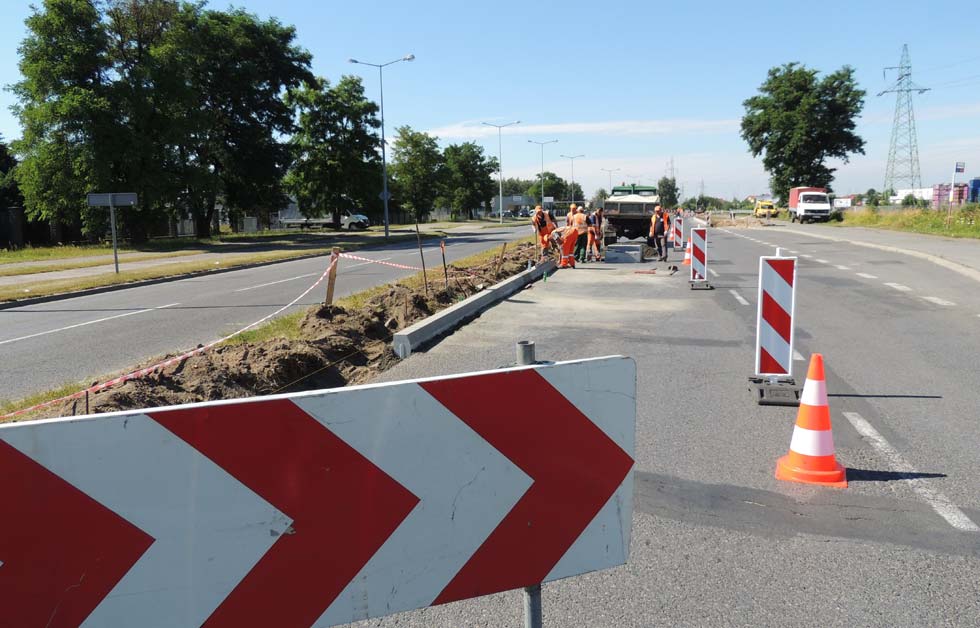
[349, 53, 415, 239]
[600, 167, 620, 191]
[560, 154, 584, 203]
[528, 139, 558, 208]
[482, 120, 521, 223]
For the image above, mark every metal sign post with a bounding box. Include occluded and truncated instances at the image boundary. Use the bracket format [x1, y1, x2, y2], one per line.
[87, 193, 138, 274]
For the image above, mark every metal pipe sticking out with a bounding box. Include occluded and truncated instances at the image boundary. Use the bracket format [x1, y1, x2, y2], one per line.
[517, 340, 536, 365]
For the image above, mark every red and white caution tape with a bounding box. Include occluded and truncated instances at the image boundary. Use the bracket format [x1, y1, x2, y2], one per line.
[338, 252, 424, 272]
[2, 253, 340, 421]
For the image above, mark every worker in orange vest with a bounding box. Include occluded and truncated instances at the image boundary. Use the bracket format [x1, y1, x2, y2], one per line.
[572, 206, 589, 263]
[649, 205, 670, 262]
[588, 207, 604, 261]
[557, 225, 578, 268]
[566, 203, 577, 227]
[531, 205, 555, 261]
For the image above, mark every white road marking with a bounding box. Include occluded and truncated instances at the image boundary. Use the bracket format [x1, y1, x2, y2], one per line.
[815, 259, 829, 264]
[0, 303, 180, 346]
[856, 272, 878, 279]
[793, 350, 805, 361]
[800, 254, 813, 259]
[842, 412, 980, 532]
[729, 289, 750, 306]
[885, 282, 912, 292]
[835, 265, 850, 270]
[922, 296, 956, 306]
[708, 268, 719, 277]
[788, 250, 799, 254]
[234, 272, 319, 292]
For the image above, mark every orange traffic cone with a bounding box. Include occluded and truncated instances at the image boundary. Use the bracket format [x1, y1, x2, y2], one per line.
[775, 354, 847, 488]
[682, 237, 692, 266]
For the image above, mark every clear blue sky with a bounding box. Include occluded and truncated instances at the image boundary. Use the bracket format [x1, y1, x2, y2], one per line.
[2, 0, 979, 199]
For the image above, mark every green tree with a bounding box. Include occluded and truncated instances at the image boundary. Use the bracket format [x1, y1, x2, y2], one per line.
[525, 171, 566, 203]
[591, 187, 609, 206]
[865, 188, 880, 207]
[0, 138, 23, 210]
[390, 126, 444, 221]
[442, 142, 497, 220]
[166, 6, 312, 236]
[565, 182, 584, 203]
[502, 177, 535, 196]
[285, 75, 381, 226]
[12, 0, 112, 240]
[657, 176, 679, 208]
[741, 63, 866, 204]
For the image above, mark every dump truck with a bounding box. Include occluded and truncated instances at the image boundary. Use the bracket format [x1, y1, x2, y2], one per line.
[601, 184, 659, 244]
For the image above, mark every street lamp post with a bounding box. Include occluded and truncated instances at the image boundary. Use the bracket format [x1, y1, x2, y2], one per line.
[349, 54, 415, 239]
[560, 154, 584, 203]
[482, 120, 521, 223]
[528, 139, 558, 209]
[600, 167, 620, 191]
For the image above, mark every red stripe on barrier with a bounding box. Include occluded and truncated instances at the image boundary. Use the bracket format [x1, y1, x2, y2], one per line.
[767, 258, 795, 288]
[759, 346, 785, 374]
[761, 291, 792, 343]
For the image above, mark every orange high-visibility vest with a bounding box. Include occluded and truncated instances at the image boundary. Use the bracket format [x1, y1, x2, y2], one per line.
[650, 211, 670, 236]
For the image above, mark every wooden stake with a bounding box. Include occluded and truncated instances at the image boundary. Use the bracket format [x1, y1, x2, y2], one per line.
[440, 240, 450, 292]
[325, 247, 340, 305]
[494, 242, 508, 276]
[415, 220, 429, 296]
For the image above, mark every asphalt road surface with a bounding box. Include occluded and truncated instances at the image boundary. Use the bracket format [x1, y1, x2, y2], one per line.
[0, 225, 531, 403]
[358, 224, 980, 627]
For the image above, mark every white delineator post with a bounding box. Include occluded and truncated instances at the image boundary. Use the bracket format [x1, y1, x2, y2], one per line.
[689, 227, 710, 287]
[755, 256, 798, 377]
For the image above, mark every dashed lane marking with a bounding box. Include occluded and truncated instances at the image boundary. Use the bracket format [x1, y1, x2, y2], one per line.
[842, 412, 980, 532]
[729, 290, 750, 306]
[0, 303, 181, 346]
[922, 296, 956, 306]
[885, 282, 913, 292]
[856, 273, 878, 279]
[835, 265, 850, 270]
[708, 268, 719, 277]
[793, 350, 805, 361]
[800, 254, 813, 259]
[788, 250, 799, 254]
[816, 259, 829, 264]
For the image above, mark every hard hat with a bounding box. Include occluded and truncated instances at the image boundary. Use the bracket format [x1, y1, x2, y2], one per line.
[534, 205, 543, 211]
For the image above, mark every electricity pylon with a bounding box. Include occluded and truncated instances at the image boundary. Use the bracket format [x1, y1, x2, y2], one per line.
[879, 44, 929, 193]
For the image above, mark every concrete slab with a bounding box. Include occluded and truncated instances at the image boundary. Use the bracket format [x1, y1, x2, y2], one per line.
[604, 243, 645, 263]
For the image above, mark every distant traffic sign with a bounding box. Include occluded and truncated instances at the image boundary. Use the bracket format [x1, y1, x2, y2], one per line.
[0, 356, 636, 627]
[378, 190, 392, 201]
[87, 193, 138, 207]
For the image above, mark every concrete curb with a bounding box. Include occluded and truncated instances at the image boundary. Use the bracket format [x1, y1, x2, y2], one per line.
[393, 260, 557, 359]
[773, 226, 980, 285]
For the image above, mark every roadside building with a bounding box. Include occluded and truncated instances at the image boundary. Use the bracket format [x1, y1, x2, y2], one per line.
[968, 177, 980, 203]
[931, 183, 969, 208]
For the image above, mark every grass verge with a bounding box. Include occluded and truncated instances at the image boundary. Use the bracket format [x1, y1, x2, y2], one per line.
[0, 232, 443, 303]
[835, 205, 980, 238]
[0, 250, 206, 277]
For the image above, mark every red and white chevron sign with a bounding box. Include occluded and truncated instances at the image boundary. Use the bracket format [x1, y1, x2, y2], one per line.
[0, 357, 635, 628]
[755, 256, 798, 376]
[690, 227, 708, 282]
[672, 215, 683, 248]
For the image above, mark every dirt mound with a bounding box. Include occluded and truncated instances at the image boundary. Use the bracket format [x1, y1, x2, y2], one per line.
[710, 215, 776, 228]
[49, 242, 538, 418]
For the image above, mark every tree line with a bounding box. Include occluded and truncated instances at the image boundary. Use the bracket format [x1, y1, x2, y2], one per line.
[5, 0, 500, 243]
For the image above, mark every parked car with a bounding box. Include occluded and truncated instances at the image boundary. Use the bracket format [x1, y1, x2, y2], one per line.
[519, 208, 530, 218]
